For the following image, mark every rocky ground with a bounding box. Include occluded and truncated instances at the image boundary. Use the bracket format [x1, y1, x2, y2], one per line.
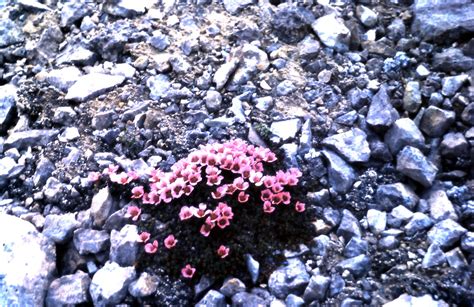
[0, 0, 473, 306]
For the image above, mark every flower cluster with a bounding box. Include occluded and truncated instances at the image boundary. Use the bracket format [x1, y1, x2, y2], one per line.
[93, 139, 305, 279]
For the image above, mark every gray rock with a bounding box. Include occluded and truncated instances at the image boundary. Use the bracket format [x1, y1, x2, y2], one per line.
[52, 107, 77, 125]
[89, 261, 136, 306]
[420, 106, 455, 137]
[254, 96, 273, 112]
[194, 275, 214, 297]
[336, 254, 371, 278]
[270, 119, 301, 141]
[442, 75, 468, 97]
[310, 235, 330, 257]
[214, 59, 239, 90]
[367, 209, 387, 234]
[440, 132, 469, 157]
[427, 189, 457, 222]
[128, 272, 159, 298]
[356, 5, 378, 27]
[378, 236, 399, 249]
[110, 224, 139, 267]
[412, 0, 474, 42]
[329, 274, 345, 297]
[322, 207, 341, 227]
[376, 183, 419, 211]
[0, 156, 18, 186]
[303, 275, 330, 302]
[92, 110, 115, 130]
[18, 0, 51, 10]
[220, 278, 246, 297]
[4, 129, 59, 150]
[344, 237, 368, 258]
[205, 90, 222, 112]
[445, 248, 468, 269]
[391, 205, 414, 222]
[46, 271, 91, 306]
[0, 214, 56, 306]
[385, 118, 425, 154]
[422, 244, 446, 268]
[460, 232, 474, 254]
[47, 67, 83, 92]
[41, 177, 67, 203]
[231, 292, 266, 307]
[43, 213, 80, 244]
[383, 293, 449, 307]
[245, 254, 260, 284]
[337, 209, 362, 242]
[196, 290, 226, 307]
[0, 84, 17, 133]
[105, 0, 150, 17]
[268, 258, 310, 299]
[322, 150, 356, 193]
[65, 73, 125, 102]
[427, 219, 467, 249]
[0, 19, 24, 48]
[462, 102, 474, 125]
[286, 294, 305, 307]
[275, 80, 296, 96]
[91, 187, 116, 228]
[322, 128, 370, 163]
[312, 14, 350, 52]
[147, 74, 171, 100]
[403, 81, 422, 113]
[433, 48, 474, 72]
[281, 143, 299, 168]
[149, 31, 170, 51]
[223, 0, 254, 14]
[73, 228, 110, 255]
[60, 0, 93, 27]
[298, 36, 320, 59]
[396, 146, 438, 187]
[56, 45, 96, 66]
[404, 212, 433, 236]
[367, 86, 399, 129]
[416, 65, 430, 78]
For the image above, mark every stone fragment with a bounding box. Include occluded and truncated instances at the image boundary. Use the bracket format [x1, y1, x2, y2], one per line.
[433, 48, 474, 72]
[422, 244, 446, 268]
[47, 67, 83, 92]
[60, 0, 93, 27]
[322, 150, 356, 193]
[427, 189, 457, 222]
[420, 106, 455, 137]
[356, 5, 378, 27]
[223, 0, 255, 14]
[0, 19, 24, 48]
[384, 118, 425, 154]
[89, 262, 136, 306]
[344, 237, 368, 258]
[441, 75, 468, 97]
[403, 81, 422, 113]
[196, 290, 226, 307]
[128, 272, 159, 298]
[376, 183, 419, 211]
[4, 130, 59, 150]
[404, 212, 433, 236]
[303, 275, 330, 302]
[213, 59, 239, 90]
[462, 103, 474, 125]
[268, 258, 310, 299]
[91, 187, 116, 227]
[46, 271, 91, 306]
[0, 84, 17, 133]
[43, 213, 80, 244]
[322, 128, 370, 163]
[52, 107, 77, 125]
[220, 278, 246, 297]
[110, 224, 139, 267]
[336, 255, 371, 278]
[337, 209, 362, 242]
[73, 228, 110, 255]
[367, 86, 399, 129]
[383, 293, 448, 307]
[105, 0, 150, 17]
[396, 146, 438, 187]
[65, 73, 125, 102]
[312, 14, 350, 52]
[270, 119, 301, 141]
[440, 132, 468, 157]
[367, 209, 386, 234]
[427, 219, 467, 249]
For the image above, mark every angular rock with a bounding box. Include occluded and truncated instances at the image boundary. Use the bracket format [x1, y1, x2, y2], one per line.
[356, 5, 378, 27]
[462, 102, 474, 125]
[396, 146, 438, 187]
[441, 75, 468, 97]
[367, 86, 399, 129]
[223, 0, 255, 14]
[344, 237, 368, 258]
[0, 157, 18, 187]
[336, 255, 371, 278]
[147, 74, 171, 100]
[433, 48, 474, 72]
[404, 212, 433, 236]
[47, 67, 83, 92]
[0, 19, 24, 48]
[270, 119, 301, 141]
[0, 84, 17, 133]
[445, 247, 468, 269]
[43, 213, 80, 244]
[268, 258, 310, 299]
[376, 183, 419, 211]
[440, 132, 469, 157]
[272, 6, 315, 44]
[384, 293, 448, 307]
[367, 209, 387, 234]
[60, 0, 93, 27]
[420, 106, 456, 138]
[91, 187, 116, 227]
[205, 90, 222, 112]
[427, 189, 457, 222]
[322, 150, 356, 193]
[4, 130, 59, 150]
[56, 45, 96, 66]
[422, 244, 446, 268]
[403, 81, 422, 113]
[303, 275, 330, 302]
[65, 73, 125, 102]
[52, 107, 77, 125]
[245, 254, 260, 284]
[128, 272, 159, 298]
[220, 278, 246, 297]
[196, 290, 226, 307]
[231, 292, 266, 306]
[105, 0, 150, 17]
[110, 224, 139, 267]
[461, 232, 474, 254]
[0, 214, 56, 306]
[42, 177, 67, 204]
[213, 59, 239, 90]
[312, 14, 350, 52]
[391, 205, 414, 222]
[73, 228, 110, 255]
[385, 118, 425, 154]
[428, 219, 467, 249]
[298, 36, 320, 59]
[275, 80, 296, 97]
[286, 294, 305, 307]
[322, 128, 370, 163]
[337, 209, 362, 242]
[89, 261, 136, 306]
[46, 271, 91, 306]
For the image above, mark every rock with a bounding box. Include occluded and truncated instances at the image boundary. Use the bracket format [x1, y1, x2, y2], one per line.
[356, 5, 377, 27]
[0, 214, 56, 306]
[422, 244, 446, 268]
[268, 258, 310, 299]
[0, 19, 24, 48]
[416, 65, 430, 78]
[105, 0, 150, 17]
[254, 96, 273, 112]
[4, 129, 59, 150]
[231, 292, 266, 306]
[52, 107, 77, 125]
[110, 224, 139, 266]
[322, 150, 356, 194]
[378, 236, 399, 249]
[337, 209, 362, 242]
[196, 290, 226, 307]
[461, 232, 474, 254]
[147, 74, 171, 100]
[391, 205, 414, 222]
[223, 0, 255, 14]
[275, 80, 296, 96]
[427, 189, 457, 222]
[286, 294, 305, 307]
[128, 272, 159, 298]
[0, 156, 19, 186]
[220, 278, 246, 297]
[89, 261, 136, 306]
[322, 207, 341, 227]
[336, 255, 371, 278]
[412, 0, 474, 42]
[0, 84, 17, 133]
[245, 254, 260, 284]
[91, 187, 116, 227]
[60, 0, 93, 27]
[403, 81, 422, 113]
[428, 219, 467, 249]
[46, 271, 91, 306]
[298, 36, 320, 59]
[384, 118, 425, 154]
[92, 110, 115, 130]
[322, 128, 370, 163]
[384, 293, 449, 307]
[440, 132, 469, 157]
[33, 157, 55, 187]
[213, 59, 239, 90]
[376, 183, 419, 211]
[433, 48, 474, 72]
[420, 106, 456, 138]
[396, 146, 438, 187]
[272, 6, 314, 44]
[344, 237, 368, 258]
[47, 67, 83, 92]
[43, 213, 80, 244]
[205, 90, 222, 112]
[42, 177, 67, 203]
[445, 247, 468, 269]
[404, 212, 433, 236]
[367, 209, 387, 234]
[367, 86, 399, 129]
[73, 228, 110, 255]
[462, 102, 474, 125]
[441, 75, 468, 97]
[312, 14, 350, 52]
[65, 73, 125, 102]
[149, 31, 170, 51]
[56, 45, 96, 66]
[270, 119, 301, 141]
[303, 275, 330, 302]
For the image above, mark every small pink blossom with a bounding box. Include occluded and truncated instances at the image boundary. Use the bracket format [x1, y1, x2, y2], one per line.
[254, 162, 264, 172]
[144, 240, 158, 254]
[237, 191, 249, 203]
[181, 264, 196, 278]
[271, 182, 284, 193]
[103, 164, 119, 175]
[289, 168, 303, 177]
[295, 201, 305, 212]
[233, 177, 249, 190]
[263, 176, 275, 188]
[188, 172, 202, 186]
[160, 188, 173, 203]
[263, 201, 275, 213]
[127, 170, 139, 181]
[164, 234, 177, 249]
[261, 189, 272, 201]
[88, 172, 101, 182]
[179, 206, 193, 220]
[211, 186, 227, 199]
[110, 172, 131, 185]
[281, 191, 291, 205]
[200, 222, 214, 237]
[217, 245, 230, 258]
[131, 186, 145, 199]
[137, 232, 150, 243]
[216, 216, 230, 229]
[271, 193, 283, 205]
[125, 205, 141, 221]
[249, 171, 263, 186]
[192, 203, 209, 218]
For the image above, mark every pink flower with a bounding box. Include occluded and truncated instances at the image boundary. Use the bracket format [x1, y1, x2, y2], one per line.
[289, 168, 302, 178]
[240, 165, 252, 179]
[281, 191, 291, 205]
[225, 184, 237, 195]
[110, 172, 131, 185]
[233, 177, 249, 190]
[125, 205, 141, 221]
[254, 162, 264, 172]
[262, 176, 274, 188]
[127, 170, 139, 181]
[181, 264, 196, 278]
[164, 234, 177, 249]
[200, 222, 214, 237]
[219, 203, 234, 219]
[264, 151, 277, 163]
[263, 201, 275, 213]
[170, 178, 186, 198]
[271, 182, 284, 193]
[88, 172, 101, 182]
[237, 191, 249, 203]
[295, 201, 305, 212]
[179, 206, 193, 220]
[217, 245, 230, 258]
[271, 193, 283, 205]
[160, 188, 173, 203]
[144, 240, 158, 254]
[103, 164, 119, 175]
[189, 152, 200, 163]
[211, 186, 227, 199]
[188, 172, 202, 186]
[205, 166, 220, 176]
[183, 185, 194, 196]
[137, 232, 150, 243]
[206, 153, 217, 166]
[131, 186, 145, 199]
[261, 189, 272, 201]
[192, 203, 209, 218]
[249, 171, 263, 186]
[216, 216, 230, 229]
[206, 174, 223, 186]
